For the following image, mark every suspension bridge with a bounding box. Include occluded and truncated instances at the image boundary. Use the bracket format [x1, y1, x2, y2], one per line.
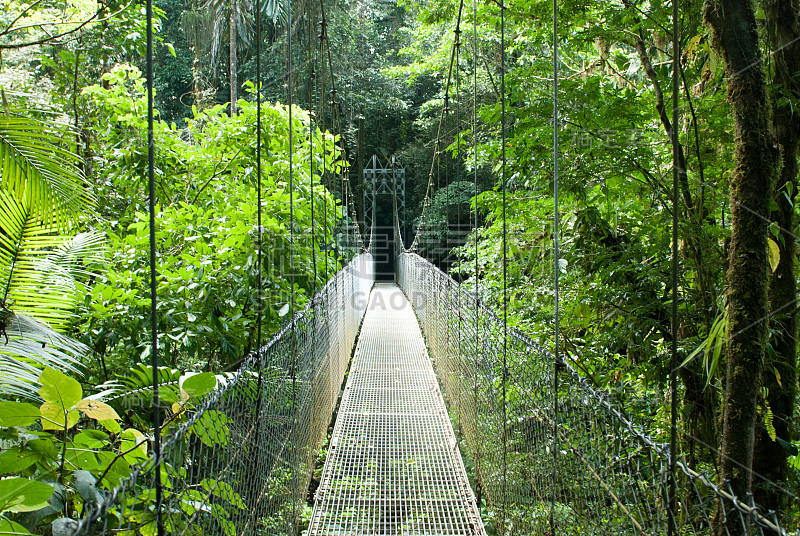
[68, 230, 794, 536]
[62, 0, 797, 531]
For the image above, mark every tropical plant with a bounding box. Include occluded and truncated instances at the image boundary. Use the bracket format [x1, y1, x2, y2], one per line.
[193, 0, 287, 110]
[0, 366, 229, 535]
[0, 91, 103, 399]
[78, 66, 346, 375]
[0, 91, 93, 228]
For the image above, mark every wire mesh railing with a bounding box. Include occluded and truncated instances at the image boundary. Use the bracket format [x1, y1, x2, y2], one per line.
[397, 251, 792, 536]
[70, 252, 373, 536]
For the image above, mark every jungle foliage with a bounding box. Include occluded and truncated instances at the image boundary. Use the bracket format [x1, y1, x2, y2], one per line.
[389, 0, 800, 527]
[0, 0, 799, 532]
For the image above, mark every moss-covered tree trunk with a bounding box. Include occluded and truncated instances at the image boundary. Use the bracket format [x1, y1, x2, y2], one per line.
[703, 0, 780, 533]
[753, 0, 800, 518]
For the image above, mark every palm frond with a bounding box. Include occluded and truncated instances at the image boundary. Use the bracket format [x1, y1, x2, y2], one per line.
[0, 313, 84, 401]
[0, 96, 94, 228]
[209, 12, 228, 67]
[261, 0, 287, 26]
[234, 0, 255, 45]
[0, 190, 82, 330]
[39, 231, 107, 283]
[202, 0, 257, 66]
[100, 364, 183, 407]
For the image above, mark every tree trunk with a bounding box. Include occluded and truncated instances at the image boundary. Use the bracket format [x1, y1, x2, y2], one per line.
[192, 11, 205, 108]
[358, 113, 365, 237]
[703, 1, 780, 534]
[229, 0, 238, 114]
[753, 0, 800, 519]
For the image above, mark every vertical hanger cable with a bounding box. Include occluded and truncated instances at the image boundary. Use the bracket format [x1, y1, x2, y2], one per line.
[668, 0, 680, 531]
[285, 0, 298, 527]
[550, 0, 561, 531]
[145, 1, 163, 534]
[471, 0, 482, 507]
[308, 5, 317, 287]
[499, 0, 509, 523]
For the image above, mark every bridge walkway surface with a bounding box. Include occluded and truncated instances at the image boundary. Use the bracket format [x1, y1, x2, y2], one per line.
[307, 283, 486, 536]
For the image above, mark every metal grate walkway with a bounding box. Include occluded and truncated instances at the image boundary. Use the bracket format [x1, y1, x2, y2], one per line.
[308, 284, 486, 536]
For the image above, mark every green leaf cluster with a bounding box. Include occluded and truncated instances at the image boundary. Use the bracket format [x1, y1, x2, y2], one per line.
[0, 364, 243, 534]
[78, 65, 347, 372]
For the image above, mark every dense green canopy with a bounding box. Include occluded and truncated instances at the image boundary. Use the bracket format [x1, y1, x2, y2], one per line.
[0, 0, 797, 531]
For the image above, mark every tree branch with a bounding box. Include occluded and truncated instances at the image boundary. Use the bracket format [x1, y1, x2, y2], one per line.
[621, 0, 699, 218]
[0, 0, 135, 50]
[2, 0, 47, 36]
[96, 437, 148, 486]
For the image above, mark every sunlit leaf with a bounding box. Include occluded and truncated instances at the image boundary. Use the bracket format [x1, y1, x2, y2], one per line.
[0, 401, 40, 427]
[0, 478, 53, 513]
[38, 367, 82, 409]
[75, 399, 120, 421]
[768, 238, 780, 273]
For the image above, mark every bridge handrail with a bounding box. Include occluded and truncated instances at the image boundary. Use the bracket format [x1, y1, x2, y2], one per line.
[397, 250, 792, 536]
[71, 251, 375, 536]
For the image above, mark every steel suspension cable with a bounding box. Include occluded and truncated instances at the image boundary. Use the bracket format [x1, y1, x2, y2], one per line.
[332, 93, 347, 255]
[285, 0, 299, 527]
[145, 0, 163, 533]
[308, 5, 317, 287]
[550, 0, 560, 531]
[499, 0, 508, 522]
[318, 12, 329, 278]
[455, 27, 462, 250]
[669, 0, 680, 531]
[435, 136, 441, 260]
[454, 19, 463, 430]
[444, 95, 449, 256]
[255, 0, 263, 367]
[249, 6, 268, 531]
[409, 0, 464, 252]
[471, 0, 481, 507]
[287, 0, 295, 336]
[391, 155, 397, 250]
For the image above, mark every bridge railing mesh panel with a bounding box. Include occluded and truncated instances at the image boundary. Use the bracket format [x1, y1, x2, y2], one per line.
[71, 253, 373, 536]
[398, 251, 790, 536]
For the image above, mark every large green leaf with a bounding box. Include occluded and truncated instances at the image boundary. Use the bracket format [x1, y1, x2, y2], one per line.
[0, 517, 32, 534]
[38, 367, 82, 409]
[181, 372, 217, 399]
[0, 478, 53, 513]
[0, 447, 40, 474]
[0, 401, 40, 427]
[190, 410, 230, 447]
